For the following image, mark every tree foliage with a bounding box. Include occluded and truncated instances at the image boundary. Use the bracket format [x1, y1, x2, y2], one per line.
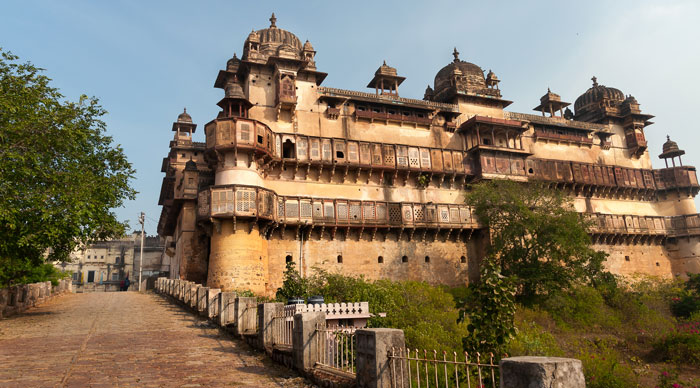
[466, 180, 607, 302]
[459, 258, 517, 355]
[0, 49, 135, 286]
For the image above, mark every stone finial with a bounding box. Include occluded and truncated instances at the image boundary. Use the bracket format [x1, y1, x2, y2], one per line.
[453, 47, 460, 62]
[547, 87, 551, 93]
[667, 135, 671, 141]
[269, 12, 277, 28]
[591, 76, 598, 87]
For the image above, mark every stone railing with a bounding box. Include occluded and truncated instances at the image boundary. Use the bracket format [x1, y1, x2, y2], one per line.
[0, 279, 72, 319]
[504, 110, 607, 132]
[318, 86, 460, 112]
[155, 277, 586, 388]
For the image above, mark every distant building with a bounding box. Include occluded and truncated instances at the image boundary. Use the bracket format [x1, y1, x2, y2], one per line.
[57, 233, 166, 291]
[157, 14, 700, 296]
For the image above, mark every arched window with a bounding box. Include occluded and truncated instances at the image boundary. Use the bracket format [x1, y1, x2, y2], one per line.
[282, 140, 295, 159]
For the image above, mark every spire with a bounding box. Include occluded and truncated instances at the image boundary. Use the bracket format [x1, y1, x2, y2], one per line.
[269, 12, 277, 28]
[453, 47, 460, 62]
[591, 76, 598, 87]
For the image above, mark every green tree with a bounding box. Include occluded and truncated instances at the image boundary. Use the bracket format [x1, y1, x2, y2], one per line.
[0, 49, 135, 286]
[466, 180, 607, 302]
[275, 261, 308, 301]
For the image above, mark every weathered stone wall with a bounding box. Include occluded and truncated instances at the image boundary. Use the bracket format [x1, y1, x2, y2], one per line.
[0, 279, 72, 319]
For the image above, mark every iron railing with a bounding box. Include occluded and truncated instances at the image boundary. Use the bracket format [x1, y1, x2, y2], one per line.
[388, 348, 500, 388]
[315, 325, 358, 376]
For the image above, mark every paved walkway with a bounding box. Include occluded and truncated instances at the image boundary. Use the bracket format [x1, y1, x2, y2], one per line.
[0, 292, 309, 388]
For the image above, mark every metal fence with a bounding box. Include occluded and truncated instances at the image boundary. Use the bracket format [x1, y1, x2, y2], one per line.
[388, 348, 500, 388]
[315, 325, 357, 376]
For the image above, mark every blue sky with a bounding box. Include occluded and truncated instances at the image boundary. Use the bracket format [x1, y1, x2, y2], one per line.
[3, 0, 699, 234]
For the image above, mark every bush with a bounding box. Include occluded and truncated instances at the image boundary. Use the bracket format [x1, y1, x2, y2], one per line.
[653, 330, 700, 365]
[578, 342, 640, 388]
[0, 261, 69, 287]
[671, 294, 700, 319]
[508, 320, 562, 357]
[542, 286, 620, 329]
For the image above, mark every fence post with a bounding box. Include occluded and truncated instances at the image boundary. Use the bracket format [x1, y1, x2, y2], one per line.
[207, 288, 221, 320]
[197, 286, 209, 315]
[218, 292, 237, 327]
[499, 356, 585, 388]
[292, 311, 326, 372]
[259, 302, 283, 352]
[356, 328, 406, 388]
[235, 297, 258, 336]
[189, 284, 200, 309]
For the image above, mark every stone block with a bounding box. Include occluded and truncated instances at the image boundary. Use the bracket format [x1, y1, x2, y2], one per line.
[235, 297, 258, 336]
[292, 311, 326, 372]
[258, 303, 283, 352]
[197, 286, 209, 315]
[207, 288, 221, 319]
[218, 292, 237, 326]
[499, 356, 585, 388]
[356, 328, 406, 388]
[189, 285, 200, 309]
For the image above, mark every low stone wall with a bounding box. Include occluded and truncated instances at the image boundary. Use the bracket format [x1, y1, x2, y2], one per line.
[0, 279, 73, 319]
[154, 277, 586, 388]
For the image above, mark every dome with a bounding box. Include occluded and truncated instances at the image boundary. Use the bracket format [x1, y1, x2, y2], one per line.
[303, 40, 314, 51]
[247, 30, 260, 43]
[177, 108, 192, 123]
[433, 48, 486, 95]
[224, 80, 245, 99]
[659, 135, 685, 159]
[573, 77, 625, 114]
[226, 53, 241, 72]
[251, 13, 302, 56]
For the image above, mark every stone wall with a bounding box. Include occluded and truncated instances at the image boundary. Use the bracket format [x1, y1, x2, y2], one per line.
[0, 279, 72, 319]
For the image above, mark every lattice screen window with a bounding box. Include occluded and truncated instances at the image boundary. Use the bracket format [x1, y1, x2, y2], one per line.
[639, 218, 647, 230]
[297, 138, 308, 161]
[276, 136, 282, 157]
[372, 144, 383, 165]
[439, 207, 449, 223]
[450, 208, 460, 223]
[310, 139, 320, 160]
[348, 142, 359, 163]
[389, 204, 402, 223]
[236, 189, 256, 214]
[278, 199, 285, 220]
[413, 206, 424, 222]
[334, 141, 346, 161]
[360, 143, 371, 165]
[238, 122, 251, 143]
[396, 147, 408, 167]
[337, 202, 348, 221]
[430, 150, 442, 170]
[322, 140, 332, 161]
[258, 192, 266, 215]
[460, 208, 470, 223]
[313, 202, 324, 219]
[363, 203, 375, 221]
[349, 202, 361, 222]
[408, 148, 420, 168]
[654, 218, 663, 230]
[300, 201, 312, 219]
[402, 205, 413, 222]
[376, 203, 387, 222]
[383, 145, 395, 165]
[324, 202, 335, 221]
[285, 200, 299, 219]
[420, 149, 431, 169]
[425, 206, 437, 222]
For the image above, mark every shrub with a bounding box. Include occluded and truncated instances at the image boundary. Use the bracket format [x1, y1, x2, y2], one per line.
[671, 294, 700, 319]
[578, 343, 640, 388]
[653, 330, 700, 365]
[508, 320, 562, 357]
[542, 286, 620, 329]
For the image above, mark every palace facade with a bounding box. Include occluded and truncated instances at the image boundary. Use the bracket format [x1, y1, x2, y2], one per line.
[157, 14, 700, 295]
